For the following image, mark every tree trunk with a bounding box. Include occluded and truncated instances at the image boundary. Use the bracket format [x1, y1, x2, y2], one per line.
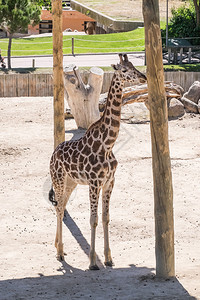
[52, 0, 65, 148]
[193, 0, 200, 27]
[7, 34, 13, 69]
[64, 65, 103, 129]
[143, 0, 175, 278]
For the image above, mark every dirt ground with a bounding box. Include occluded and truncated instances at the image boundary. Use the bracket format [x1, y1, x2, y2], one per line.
[77, 0, 186, 21]
[0, 96, 200, 300]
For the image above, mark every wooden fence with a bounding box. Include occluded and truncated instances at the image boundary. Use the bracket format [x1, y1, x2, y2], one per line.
[165, 71, 200, 91]
[0, 73, 53, 97]
[0, 71, 199, 98]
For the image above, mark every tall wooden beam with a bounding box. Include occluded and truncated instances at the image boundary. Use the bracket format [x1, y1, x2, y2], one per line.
[142, 0, 175, 278]
[52, 0, 65, 148]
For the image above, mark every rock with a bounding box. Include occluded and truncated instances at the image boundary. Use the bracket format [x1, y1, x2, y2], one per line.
[181, 97, 199, 114]
[121, 102, 150, 123]
[198, 99, 200, 114]
[64, 28, 72, 32]
[183, 81, 200, 104]
[168, 98, 185, 119]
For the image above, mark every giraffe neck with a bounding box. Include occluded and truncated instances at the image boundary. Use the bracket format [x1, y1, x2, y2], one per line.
[100, 73, 124, 151]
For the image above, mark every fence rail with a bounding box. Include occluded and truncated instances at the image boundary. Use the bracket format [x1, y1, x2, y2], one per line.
[0, 36, 145, 56]
[0, 71, 199, 98]
[1, 36, 200, 56]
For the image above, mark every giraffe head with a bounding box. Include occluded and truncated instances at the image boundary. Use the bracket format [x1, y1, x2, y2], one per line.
[112, 53, 147, 84]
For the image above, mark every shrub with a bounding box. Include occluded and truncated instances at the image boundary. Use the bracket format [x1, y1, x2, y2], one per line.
[162, 4, 200, 46]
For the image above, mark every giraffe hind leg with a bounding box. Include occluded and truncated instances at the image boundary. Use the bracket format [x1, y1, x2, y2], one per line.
[89, 184, 100, 270]
[55, 205, 65, 261]
[51, 174, 66, 261]
[102, 179, 115, 267]
[63, 176, 77, 211]
[54, 176, 77, 260]
[54, 190, 65, 260]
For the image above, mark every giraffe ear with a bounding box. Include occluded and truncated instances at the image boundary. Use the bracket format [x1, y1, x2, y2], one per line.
[111, 64, 118, 70]
[118, 53, 123, 64]
[123, 54, 128, 62]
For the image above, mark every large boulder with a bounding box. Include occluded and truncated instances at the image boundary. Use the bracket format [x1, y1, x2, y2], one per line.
[183, 81, 200, 104]
[181, 97, 199, 114]
[168, 98, 185, 119]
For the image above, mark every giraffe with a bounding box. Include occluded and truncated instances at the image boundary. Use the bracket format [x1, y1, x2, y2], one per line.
[49, 54, 147, 270]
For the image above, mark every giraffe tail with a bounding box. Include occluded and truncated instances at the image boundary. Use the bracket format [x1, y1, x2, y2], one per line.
[49, 186, 57, 206]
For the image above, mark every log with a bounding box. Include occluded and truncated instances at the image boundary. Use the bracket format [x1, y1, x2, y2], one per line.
[143, 0, 175, 278]
[99, 82, 183, 110]
[52, 0, 65, 148]
[64, 64, 103, 129]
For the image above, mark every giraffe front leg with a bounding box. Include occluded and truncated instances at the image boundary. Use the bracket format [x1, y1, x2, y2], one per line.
[89, 185, 100, 270]
[102, 179, 115, 267]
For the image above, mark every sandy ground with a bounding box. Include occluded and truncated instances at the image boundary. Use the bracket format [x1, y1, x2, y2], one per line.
[0, 96, 200, 300]
[76, 0, 186, 21]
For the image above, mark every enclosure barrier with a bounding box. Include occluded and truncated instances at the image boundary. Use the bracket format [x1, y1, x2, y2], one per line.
[0, 37, 145, 56]
[0, 73, 53, 97]
[1, 36, 200, 56]
[0, 71, 199, 98]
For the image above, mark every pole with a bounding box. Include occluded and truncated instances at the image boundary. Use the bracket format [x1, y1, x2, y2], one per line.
[166, 0, 169, 47]
[52, 0, 65, 149]
[32, 59, 35, 68]
[142, 0, 175, 278]
[72, 37, 75, 56]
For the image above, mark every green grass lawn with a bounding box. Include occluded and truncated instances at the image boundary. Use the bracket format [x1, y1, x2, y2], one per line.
[0, 22, 169, 56]
[0, 28, 145, 56]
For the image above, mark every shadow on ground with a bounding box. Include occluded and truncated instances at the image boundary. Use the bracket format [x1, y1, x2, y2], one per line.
[0, 211, 197, 300]
[0, 68, 37, 74]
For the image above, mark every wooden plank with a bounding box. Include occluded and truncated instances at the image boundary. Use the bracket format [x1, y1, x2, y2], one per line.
[0, 75, 5, 97]
[17, 75, 29, 97]
[47, 74, 53, 96]
[3, 74, 16, 97]
[35, 74, 46, 96]
[35, 74, 42, 97]
[7, 74, 13, 97]
[143, 0, 175, 279]
[28, 74, 37, 97]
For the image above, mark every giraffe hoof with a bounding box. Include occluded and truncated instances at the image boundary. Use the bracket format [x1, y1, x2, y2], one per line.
[57, 254, 64, 261]
[104, 260, 114, 267]
[89, 264, 100, 271]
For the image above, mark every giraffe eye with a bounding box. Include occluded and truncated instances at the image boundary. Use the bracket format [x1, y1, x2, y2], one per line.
[122, 68, 127, 73]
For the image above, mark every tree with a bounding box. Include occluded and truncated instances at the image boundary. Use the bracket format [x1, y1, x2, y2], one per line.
[161, 4, 200, 46]
[0, 0, 41, 69]
[193, 0, 200, 27]
[34, 0, 51, 9]
[35, 0, 68, 11]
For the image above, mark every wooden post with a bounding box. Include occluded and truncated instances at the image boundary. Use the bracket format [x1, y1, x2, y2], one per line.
[180, 48, 183, 64]
[142, 0, 175, 278]
[188, 47, 192, 63]
[52, 0, 65, 148]
[72, 37, 75, 56]
[32, 59, 35, 68]
[168, 48, 171, 64]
